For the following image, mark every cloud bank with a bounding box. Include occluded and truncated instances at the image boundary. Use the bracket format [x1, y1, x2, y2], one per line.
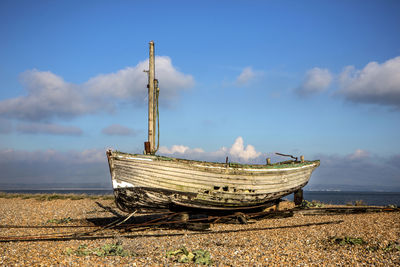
[299, 56, 400, 109]
[0, 119, 12, 134]
[0, 148, 109, 186]
[308, 150, 400, 191]
[16, 122, 83, 136]
[338, 56, 400, 108]
[0, 148, 105, 164]
[0, 56, 194, 121]
[348, 148, 370, 160]
[1, 147, 399, 191]
[159, 136, 261, 162]
[102, 124, 138, 136]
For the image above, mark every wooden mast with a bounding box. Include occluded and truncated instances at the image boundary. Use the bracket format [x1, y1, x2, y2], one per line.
[147, 41, 155, 154]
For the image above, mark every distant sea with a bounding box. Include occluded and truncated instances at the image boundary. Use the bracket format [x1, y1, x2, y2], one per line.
[1, 189, 399, 207]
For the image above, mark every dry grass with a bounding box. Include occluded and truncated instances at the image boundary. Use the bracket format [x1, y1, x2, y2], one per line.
[0, 192, 114, 201]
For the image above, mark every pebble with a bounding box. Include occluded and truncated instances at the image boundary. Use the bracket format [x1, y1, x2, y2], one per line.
[0, 197, 399, 266]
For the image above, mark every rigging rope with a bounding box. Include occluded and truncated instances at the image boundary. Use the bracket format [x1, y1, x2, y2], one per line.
[153, 80, 160, 154]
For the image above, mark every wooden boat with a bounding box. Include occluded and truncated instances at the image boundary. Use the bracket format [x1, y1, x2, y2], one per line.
[106, 41, 320, 212]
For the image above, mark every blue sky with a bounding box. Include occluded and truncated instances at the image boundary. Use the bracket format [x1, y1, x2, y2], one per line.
[0, 1, 399, 190]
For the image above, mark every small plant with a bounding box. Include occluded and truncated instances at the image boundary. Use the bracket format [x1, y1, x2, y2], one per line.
[93, 243, 132, 257]
[66, 242, 133, 257]
[300, 200, 324, 208]
[330, 236, 366, 246]
[367, 245, 379, 252]
[383, 242, 400, 252]
[346, 200, 367, 206]
[47, 217, 72, 224]
[166, 246, 212, 265]
[66, 244, 91, 256]
[354, 200, 367, 206]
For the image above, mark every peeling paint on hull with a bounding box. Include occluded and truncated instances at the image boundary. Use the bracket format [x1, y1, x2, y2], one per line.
[107, 151, 320, 212]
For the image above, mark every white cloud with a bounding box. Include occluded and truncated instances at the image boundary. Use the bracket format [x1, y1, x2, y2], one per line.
[0, 70, 93, 121]
[338, 56, 400, 108]
[102, 124, 137, 136]
[159, 145, 190, 154]
[0, 56, 194, 121]
[16, 122, 83, 136]
[297, 67, 332, 96]
[234, 67, 263, 86]
[229, 136, 261, 161]
[235, 67, 256, 85]
[86, 56, 194, 105]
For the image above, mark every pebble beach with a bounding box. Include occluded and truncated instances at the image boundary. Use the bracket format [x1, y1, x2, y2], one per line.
[0, 195, 399, 266]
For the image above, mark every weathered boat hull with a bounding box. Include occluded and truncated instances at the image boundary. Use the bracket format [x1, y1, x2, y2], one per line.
[107, 150, 320, 212]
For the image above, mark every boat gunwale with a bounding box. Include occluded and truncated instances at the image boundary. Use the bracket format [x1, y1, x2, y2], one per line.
[109, 150, 320, 171]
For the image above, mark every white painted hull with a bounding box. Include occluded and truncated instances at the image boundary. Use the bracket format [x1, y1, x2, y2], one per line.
[107, 151, 320, 211]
